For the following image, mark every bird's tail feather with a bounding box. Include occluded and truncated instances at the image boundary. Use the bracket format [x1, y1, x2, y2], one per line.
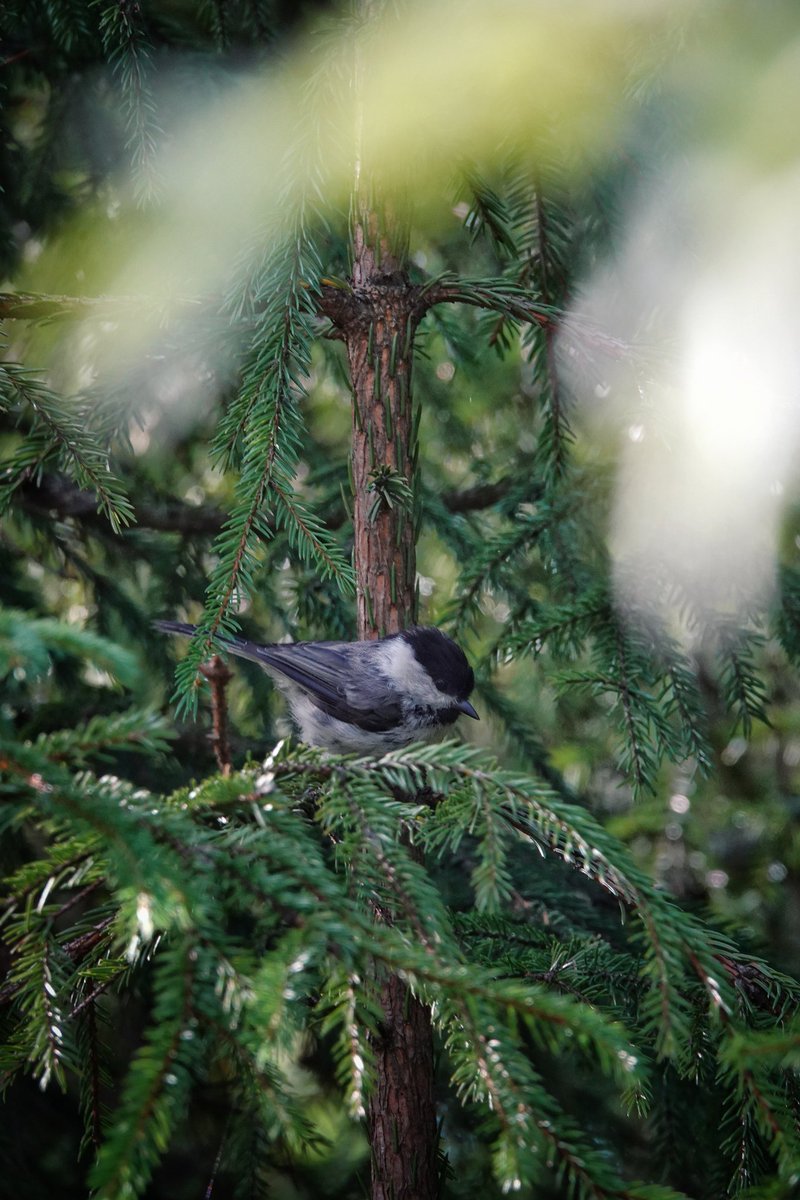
[153, 620, 270, 667]
[153, 619, 198, 639]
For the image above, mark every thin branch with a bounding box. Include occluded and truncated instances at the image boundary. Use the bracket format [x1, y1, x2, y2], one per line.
[0, 292, 165, 321]
[199, 655, 233, 776]
[0, 915, 115, 1007]
[16, 474, 227, 535]
[421, 280, 556, 328]
[534, 184, 566, 457]
[86, 999, 103, 1151]
[442, 478, 517, 512]
[422, 279, 630, 360]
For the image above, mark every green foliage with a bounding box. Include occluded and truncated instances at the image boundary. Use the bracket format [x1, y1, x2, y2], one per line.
[95, 0, 162, 204]
[0, 607, 140, 689]
[2, 4, 800, 1199]
[0, 359, 134, 533]
[4, 714, 800, 1196]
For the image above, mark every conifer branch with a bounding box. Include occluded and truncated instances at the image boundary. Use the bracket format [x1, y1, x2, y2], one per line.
[96, 0, 162, 203]
[85, 999, 103, 1151]
[90, 941, 198, 1197]
[0, 363, 134, 532]
[14, 470, 513, 539]
[0, 291, 169, 320]
[421, 277, 558, 328]
[15, 473, 227, 534]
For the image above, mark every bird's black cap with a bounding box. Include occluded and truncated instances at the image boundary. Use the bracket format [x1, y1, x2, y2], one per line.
[400, 626, 475, 701]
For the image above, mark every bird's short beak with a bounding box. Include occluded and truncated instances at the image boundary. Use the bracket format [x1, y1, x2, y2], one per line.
[457, 699, 480, 720]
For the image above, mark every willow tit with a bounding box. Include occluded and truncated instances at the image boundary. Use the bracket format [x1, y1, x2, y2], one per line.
[155, 621, 479, 754]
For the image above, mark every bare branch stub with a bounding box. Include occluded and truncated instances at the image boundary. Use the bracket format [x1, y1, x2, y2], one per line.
[199, 654, 233, 776]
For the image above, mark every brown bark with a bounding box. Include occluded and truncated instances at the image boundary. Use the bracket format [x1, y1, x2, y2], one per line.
[322, 57, 439, 1194]
[367, 971, 438, 1200]
[343, 253, 439, 1200]
[345, 266, 419, 637]
[338, 262, 438, 1191]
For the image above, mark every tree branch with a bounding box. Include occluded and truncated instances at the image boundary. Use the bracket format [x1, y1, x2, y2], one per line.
[14, 472, 515, 538]
[0, 291, 198, 321]
[421, 278, 630, 360]
[442, 478, 516, 512]
[420, 279, 557, 328]
[16, 474, 228, 535]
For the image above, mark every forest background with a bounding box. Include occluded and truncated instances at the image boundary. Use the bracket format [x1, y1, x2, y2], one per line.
[2, 2, 800, 1198]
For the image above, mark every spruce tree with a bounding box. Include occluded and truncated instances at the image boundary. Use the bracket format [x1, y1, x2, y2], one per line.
[2, 3, 800, 1198]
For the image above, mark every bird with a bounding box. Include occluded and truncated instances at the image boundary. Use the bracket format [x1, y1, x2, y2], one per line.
[155, 620, 479, 755]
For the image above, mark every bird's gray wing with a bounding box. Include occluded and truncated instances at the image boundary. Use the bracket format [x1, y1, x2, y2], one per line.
[154, 622, 402, 732]
[254, 641, 403, 732]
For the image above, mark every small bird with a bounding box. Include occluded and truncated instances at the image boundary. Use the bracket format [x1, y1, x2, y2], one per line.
[155, 620, 479, 754]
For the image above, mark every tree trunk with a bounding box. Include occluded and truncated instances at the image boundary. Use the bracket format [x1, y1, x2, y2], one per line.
[366, 971, 438, 1200]
[346, 241, 418, 639]
[341, 105, 439, 1200]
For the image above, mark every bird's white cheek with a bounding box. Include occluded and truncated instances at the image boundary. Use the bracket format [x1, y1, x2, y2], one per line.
[378, 638, 445, 706]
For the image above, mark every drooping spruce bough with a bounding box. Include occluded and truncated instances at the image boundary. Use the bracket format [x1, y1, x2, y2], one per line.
[2, 3, 800, 1199]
